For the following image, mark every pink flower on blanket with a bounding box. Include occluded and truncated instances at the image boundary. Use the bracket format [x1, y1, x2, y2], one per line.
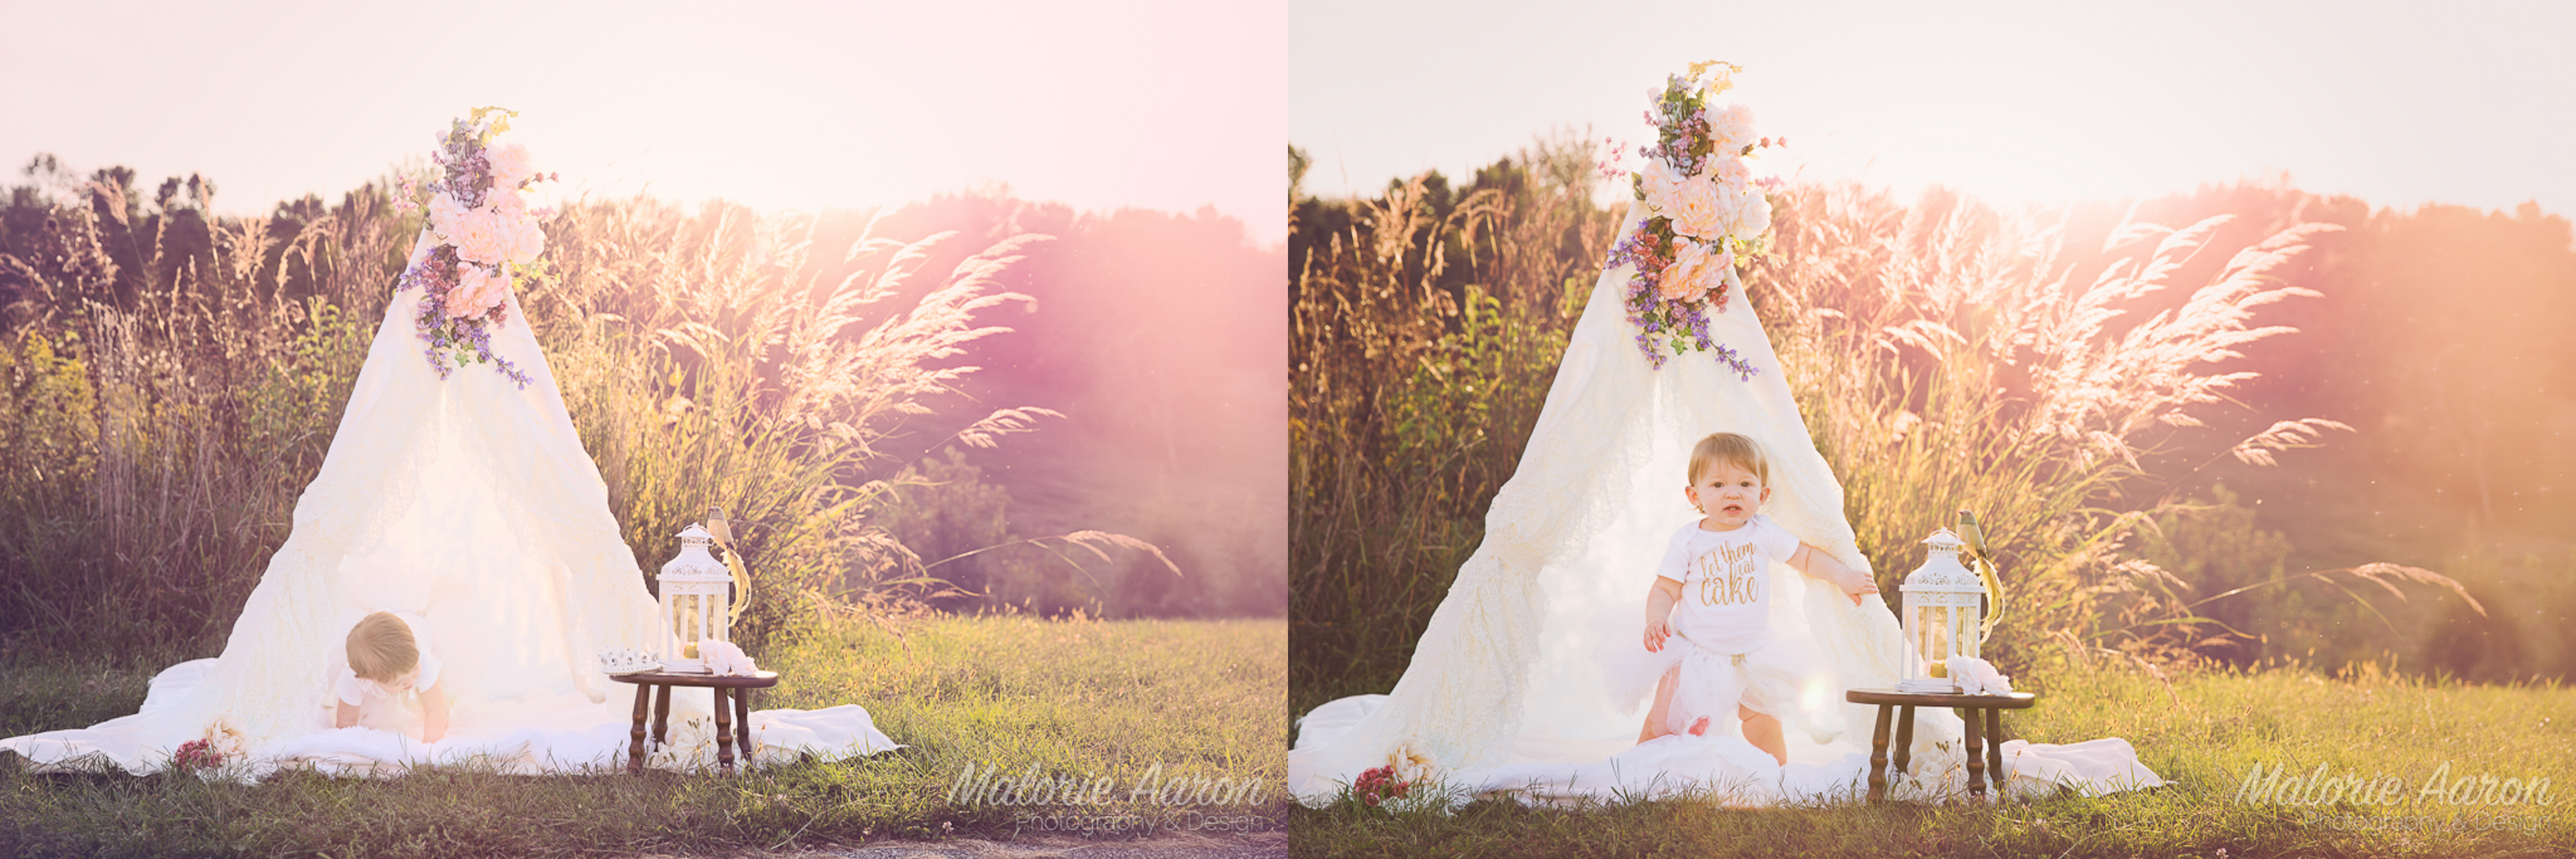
[1352, 765, 1411, 807]
[172, 739, 222, 772]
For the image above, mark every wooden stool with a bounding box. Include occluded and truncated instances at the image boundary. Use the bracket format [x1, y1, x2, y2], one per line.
[609, 670, 780, 775]
[1844, 688, 2036, 802]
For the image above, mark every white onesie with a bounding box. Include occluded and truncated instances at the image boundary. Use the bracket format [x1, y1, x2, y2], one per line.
[1654, 514, 1798, 655]
[1651, 515, 1835, 741]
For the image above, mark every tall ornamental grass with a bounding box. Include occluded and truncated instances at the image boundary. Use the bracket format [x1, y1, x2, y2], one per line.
[0, 176, 405, 655]
[1287, 146, 2465, 710]
[1750, 183, 2471, 671]
[0, 168, 1052, 658]
[538, 198, 1059, 649]
[1290, 137, 1616, 707]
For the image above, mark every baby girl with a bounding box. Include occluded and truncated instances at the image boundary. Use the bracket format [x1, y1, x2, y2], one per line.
[1639, 432, 1877, 764]
[332, 611, 449, 743]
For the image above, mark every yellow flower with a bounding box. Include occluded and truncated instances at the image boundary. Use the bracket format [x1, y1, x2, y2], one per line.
[1688, 60, 1742, 97]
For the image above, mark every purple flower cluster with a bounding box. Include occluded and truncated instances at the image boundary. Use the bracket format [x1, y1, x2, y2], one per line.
[400, 248, 530, 388]
[428, 117, 493, 210]
[1602, 208, 1757, 378]
[1636, 74, 1714, 178]
[1604, 217, 1670, 297]
[395, 115, 531, 389]
[1601, 73, 1767, 378]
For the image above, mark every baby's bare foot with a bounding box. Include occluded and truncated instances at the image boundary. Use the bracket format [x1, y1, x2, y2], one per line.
[1687, 716, 1711, 736]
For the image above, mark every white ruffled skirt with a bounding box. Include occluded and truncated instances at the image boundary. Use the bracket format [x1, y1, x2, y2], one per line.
[1601, 626, 1847, 746]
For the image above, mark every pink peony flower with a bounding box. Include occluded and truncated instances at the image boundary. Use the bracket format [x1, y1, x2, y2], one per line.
[1707, 157, 1752, 191]
[503, 217, 546, 265]
[1660, 240, 1721, 301]
[446, 263, 510, 319]
[1639, 158, 1687, 215]
[1722, 188, 1773, 239]
[428, 192, 471, 244]
[1707, 103, 1758, 155]
[485, 187, 526, 219]
[487, 142, 539, 189]
[1665, 174, 1735, 241]
[448, 207, 510, 266]
[482, 189, 548, 264]
[505, 220, 544, 264]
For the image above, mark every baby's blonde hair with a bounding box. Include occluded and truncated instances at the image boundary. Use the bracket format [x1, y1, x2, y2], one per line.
[1688, 432, 1770, 486]
[346, 611, 419, 682]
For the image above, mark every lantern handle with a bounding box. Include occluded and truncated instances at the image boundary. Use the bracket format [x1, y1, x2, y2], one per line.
[708, 505, 751, 625]
[1958, 510, 2006, 635]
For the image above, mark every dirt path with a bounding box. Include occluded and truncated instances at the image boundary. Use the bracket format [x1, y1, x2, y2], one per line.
[635, 832, 1288, 859]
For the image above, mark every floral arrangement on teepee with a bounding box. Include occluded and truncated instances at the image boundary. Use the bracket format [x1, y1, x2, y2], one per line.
[1600, 61, 1784, 376]
[392, 107, 559, 388]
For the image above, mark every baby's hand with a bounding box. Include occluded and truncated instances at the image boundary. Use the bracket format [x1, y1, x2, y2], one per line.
[1841, 574, 1880, 607]
[1643, 618, 1673, 653]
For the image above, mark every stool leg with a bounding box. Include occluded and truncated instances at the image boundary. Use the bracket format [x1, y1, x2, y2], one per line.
[1985, 708, 2007, 797]
[626, 684, 650, 775]
[1893, 705, 1915, 774]
[1867, 704, 1892, 803]
[651, 684, 673, 745]
[734, 686, 754, 768]
[713, 687, 736, 774]
[1963, 707, 1986, 800]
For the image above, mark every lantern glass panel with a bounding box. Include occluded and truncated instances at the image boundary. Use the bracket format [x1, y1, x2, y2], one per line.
[1910, 607, 1927, 667]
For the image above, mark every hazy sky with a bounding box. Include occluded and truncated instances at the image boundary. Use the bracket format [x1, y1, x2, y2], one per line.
[2, 0, 1286, 246]
[1295, 1, 2576, 219]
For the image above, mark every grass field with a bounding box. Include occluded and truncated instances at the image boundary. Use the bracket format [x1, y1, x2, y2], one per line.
[1291, 660, 2575, 857]
[0, 615, 1285, 858]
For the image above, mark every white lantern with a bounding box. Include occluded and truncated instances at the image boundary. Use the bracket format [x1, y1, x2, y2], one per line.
[1897, 528, 1987, 693]
[658, 524, 733, 673]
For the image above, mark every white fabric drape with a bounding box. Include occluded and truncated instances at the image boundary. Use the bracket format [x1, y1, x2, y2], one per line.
[2, 233, 897, 777]
[1290, 202, 2158, 806]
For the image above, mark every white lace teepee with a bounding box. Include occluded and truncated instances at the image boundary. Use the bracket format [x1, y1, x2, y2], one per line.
[1288, 199, 2174, 805]
[1290, 202, 2161, 806]
[0, 233, 898, 778]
